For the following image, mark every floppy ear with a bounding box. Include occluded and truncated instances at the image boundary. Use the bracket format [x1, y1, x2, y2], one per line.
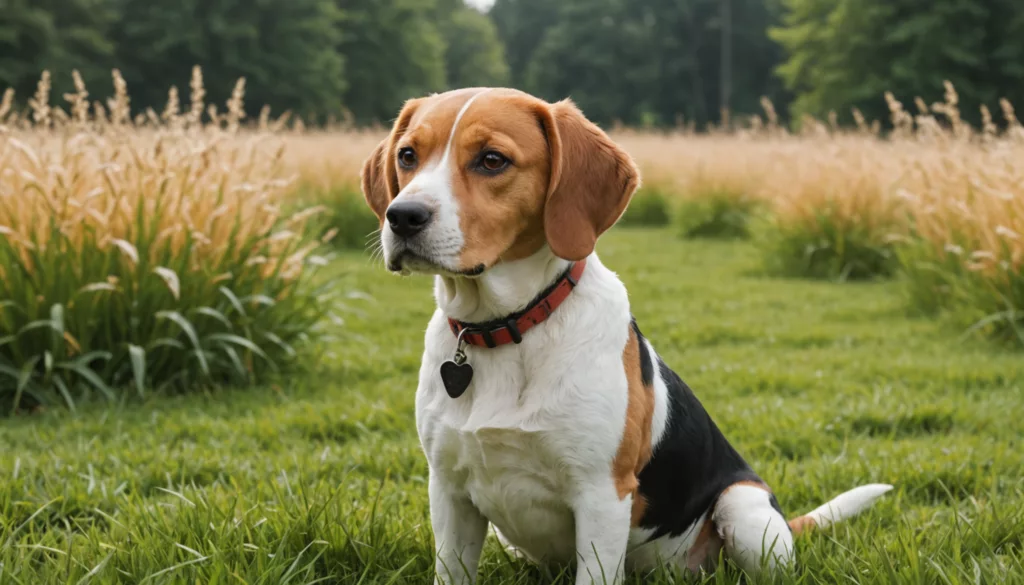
[360, 99, 422, 223]
[541, 99, 640, 261]
[360, 139, 392, 223]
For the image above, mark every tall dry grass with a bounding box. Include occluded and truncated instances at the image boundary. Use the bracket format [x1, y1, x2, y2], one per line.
[622, 85, 1024, 338]
[274, 85, 1024, 342]
[6, 68, 1020, 412]
[894, 95, 1024, 341]
[281, 132, 383, 250]
[0, 68, 332, 412]
[615, 87, 1022, 282]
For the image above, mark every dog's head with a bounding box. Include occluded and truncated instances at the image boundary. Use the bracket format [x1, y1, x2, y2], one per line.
[360, 88, 640, 276]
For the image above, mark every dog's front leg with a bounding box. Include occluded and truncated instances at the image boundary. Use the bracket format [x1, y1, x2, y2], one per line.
[573, 480, 631, 585]
[430, 472, 487, 585]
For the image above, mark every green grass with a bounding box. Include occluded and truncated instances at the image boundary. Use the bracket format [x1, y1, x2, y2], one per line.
[899, 236, 1024, 348]
[676, 190, 758, 239]
[296, 183, 381, 251]
[2, 228, 1023, 584]
[617, 187, 672, 227]
[0, 196, 329, 415]
[758, 207, 901, 281]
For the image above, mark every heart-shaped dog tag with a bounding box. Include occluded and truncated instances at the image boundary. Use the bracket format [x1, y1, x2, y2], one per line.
[440, 360, 473, 398]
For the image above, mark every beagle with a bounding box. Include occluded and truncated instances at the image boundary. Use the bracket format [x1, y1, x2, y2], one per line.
[360, 88, 892, 585]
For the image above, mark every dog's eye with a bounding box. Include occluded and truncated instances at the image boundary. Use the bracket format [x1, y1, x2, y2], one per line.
[478, 151, 509, 174]
[397, 147, 417, 169]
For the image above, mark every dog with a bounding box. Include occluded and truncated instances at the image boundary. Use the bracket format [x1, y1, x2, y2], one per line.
[359, 87, 893, 585]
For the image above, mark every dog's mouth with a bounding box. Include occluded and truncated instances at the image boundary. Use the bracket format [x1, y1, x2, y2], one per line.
[387, 249, 485, 278]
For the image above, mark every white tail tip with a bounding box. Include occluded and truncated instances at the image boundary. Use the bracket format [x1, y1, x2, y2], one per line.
[806, 483, 893, 528]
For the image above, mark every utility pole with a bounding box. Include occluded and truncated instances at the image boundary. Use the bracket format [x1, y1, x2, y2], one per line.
[720, 0, 732, 129]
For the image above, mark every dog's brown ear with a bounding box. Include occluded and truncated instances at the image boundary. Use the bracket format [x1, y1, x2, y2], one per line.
[540, 99, 640, 261]
[360, 98, 423, 223]
[360, 139, 392, 223]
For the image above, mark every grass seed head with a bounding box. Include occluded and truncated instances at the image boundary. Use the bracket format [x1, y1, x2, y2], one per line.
[29, 71, 52, 127]
[0, 67, 329, 408]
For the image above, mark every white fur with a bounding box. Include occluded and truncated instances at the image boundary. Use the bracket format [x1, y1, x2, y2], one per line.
[434, 246, 570, 322]
[804, 484, 894, 528]
[712, 485, 794, 573]
[403, 204, 892, 581]
[413, 246, 889, 584]
[416, 246, 754, 584]
[419, 247, 637, 584]
[643, 338, 670, 450]
[380, 91, 895, 585]
[431, 472, 488, 585]
[626, 513, 706, 573]
[383, 91, 491, 274]
[440, 91, 490, 166]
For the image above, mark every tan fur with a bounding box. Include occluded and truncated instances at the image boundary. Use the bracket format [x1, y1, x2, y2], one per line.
[542, 100, 641, 261]
[359, 88, 641, 271]
[444, 92, 555, 266]
[787, 514, 818, 535]
[360, 139, 391, 221]
[687, 518, 724, 572]
[614, 325, 655, 527]
[719, 480, 771, 496]
[631, 493, 648, 527]
[360, 97, 425, 222]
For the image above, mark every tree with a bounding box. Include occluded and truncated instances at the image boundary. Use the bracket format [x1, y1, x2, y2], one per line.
[728, 0, 790, 121]
[642, 0, 720, 127]
[524, 0, 654, 125]
[1, 0, 802, 128]
[772, 0, 1024, 125]
[520, 0, 788, 127]
[0, 0, 118, 104]
[0, 1, 54, 98]
[490, 0, 560, 89]
[337, 0, 510, 123]
[439, 6, 510, 88]
[336, 0, 447, 124]
[113, 0, 344, 120]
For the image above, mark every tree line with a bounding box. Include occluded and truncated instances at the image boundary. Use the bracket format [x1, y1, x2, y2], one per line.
[2, 0, 1022, 128]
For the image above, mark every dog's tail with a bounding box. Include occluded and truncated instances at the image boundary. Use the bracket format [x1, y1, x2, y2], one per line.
[787, 484, 893, 535]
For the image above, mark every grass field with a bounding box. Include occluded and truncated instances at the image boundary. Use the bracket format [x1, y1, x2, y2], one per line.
[2, 228, 1023, 584]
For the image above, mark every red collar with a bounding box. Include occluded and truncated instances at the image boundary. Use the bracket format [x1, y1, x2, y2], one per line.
[447, 259, 587, 348]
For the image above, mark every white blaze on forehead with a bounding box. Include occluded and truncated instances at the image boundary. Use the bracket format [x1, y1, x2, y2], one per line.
[400, 89, 492, 196]
[439, 89, 492, 172]
[383, 90, 492, 268]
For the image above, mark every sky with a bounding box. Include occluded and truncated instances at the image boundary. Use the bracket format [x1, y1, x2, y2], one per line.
[465, 0, 495, 10]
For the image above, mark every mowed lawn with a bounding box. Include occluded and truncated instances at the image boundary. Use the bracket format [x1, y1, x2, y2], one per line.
[1, 228, 1022, 584]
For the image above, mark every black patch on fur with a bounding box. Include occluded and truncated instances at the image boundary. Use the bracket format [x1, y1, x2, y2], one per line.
[636, 358, 764, 540]
[768, 492, 787, 521]
[630, 318, 655, 387]
[768, 492, 794, 533]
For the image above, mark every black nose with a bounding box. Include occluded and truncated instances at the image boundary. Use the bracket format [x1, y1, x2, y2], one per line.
[385, 201, 433, 238]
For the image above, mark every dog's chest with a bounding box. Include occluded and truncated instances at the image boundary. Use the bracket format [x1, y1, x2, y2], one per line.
[416, 283, 632, 564]
[418, 354, 585, 563]
[431, 422, 577, 562]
